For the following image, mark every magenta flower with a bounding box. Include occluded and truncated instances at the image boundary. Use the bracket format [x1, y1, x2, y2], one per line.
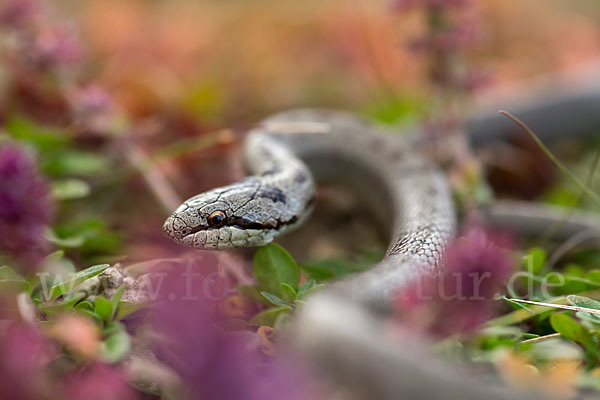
[392, 0, 473, 12]
[68, 84, 115, 135]
[28, 25, 81, 69]
[0, 143, 54, 271]
[69, 85, 113, 117]
[63, 363, 138, 400]
[150, 257, 306, 400]
[0, 321, 54, 399]
[397, 226, 515, 336]
[0, 0, 40, 28]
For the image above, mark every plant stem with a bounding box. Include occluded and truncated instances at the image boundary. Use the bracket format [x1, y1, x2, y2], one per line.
[499, 110, 600, 208]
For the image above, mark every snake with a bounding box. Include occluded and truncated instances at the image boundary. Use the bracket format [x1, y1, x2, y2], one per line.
[162, 109, 455, 306]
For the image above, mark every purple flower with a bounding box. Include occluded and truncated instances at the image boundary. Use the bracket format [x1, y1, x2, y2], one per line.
[0, 321, 54, 399]
[397, 225, 515, 336]
[392, 0, 473, 12]
[68, 84, 115, 135]
[69, 85, 113, 117]
[0, 143, 54, 271]
[0, 0, 40, 28]
[150, 257, 306, 400]
[27, 25, 81, 69]
[63, 363, 138, 400]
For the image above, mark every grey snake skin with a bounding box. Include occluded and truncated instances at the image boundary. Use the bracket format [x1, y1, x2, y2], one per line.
[163, 109, 455, 305]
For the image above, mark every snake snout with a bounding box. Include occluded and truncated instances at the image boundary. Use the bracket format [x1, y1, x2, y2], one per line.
[163, 215, 184, 242]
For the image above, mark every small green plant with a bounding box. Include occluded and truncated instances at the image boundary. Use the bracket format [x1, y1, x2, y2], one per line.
[239, 243, 324, 328]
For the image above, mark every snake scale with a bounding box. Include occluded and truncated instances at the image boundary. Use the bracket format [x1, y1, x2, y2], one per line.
[163, 109, 455, 306]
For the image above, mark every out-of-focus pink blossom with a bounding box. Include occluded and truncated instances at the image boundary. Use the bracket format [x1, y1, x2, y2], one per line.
[150, 257, 306, 400]
[0, 321, 54, 399]
[392, 0, 473, 13]
[28, 26, 81, 68]
[68, 84, 115, 135]
[409, 24, 479, 53]
[63, 363, 138, 400]
[397, 226, 515, 336]
[0, 0, 40, 28]
[69, 85, 113, 117]
[0, 143, 53, 271]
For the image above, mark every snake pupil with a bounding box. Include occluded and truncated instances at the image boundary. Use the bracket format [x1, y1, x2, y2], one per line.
[208, 211, 226, 228]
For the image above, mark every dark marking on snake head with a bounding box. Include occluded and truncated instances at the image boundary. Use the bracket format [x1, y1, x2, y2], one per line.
[226, 216, 263, 230]
[294, 172, 308, 183]
[256, 186, 286, 204]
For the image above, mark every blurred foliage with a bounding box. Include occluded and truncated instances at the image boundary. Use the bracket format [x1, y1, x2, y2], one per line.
[2, 0, 600, 398]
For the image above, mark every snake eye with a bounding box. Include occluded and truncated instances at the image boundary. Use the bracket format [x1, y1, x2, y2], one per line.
[208, 211, 226, 228]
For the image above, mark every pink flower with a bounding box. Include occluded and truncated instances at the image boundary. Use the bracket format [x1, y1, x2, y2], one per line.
[0, 321, 54, 399]
[69, 85, 113, 117]
[397, 226, 515, 336]
[150, 257, 307, 400]
[27, 26, 81, 69]
[392, 0, 473, 13]
[0, 143, 54, 271]
[0, 0, 40, 28]
[68, 85, 115, 135]
[63, 363, 138, 400]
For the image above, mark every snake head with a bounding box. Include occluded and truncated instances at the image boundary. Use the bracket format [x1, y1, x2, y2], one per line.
[163, 181, 308, 250]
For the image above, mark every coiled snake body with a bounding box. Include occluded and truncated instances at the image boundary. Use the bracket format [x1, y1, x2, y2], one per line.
[163, 109, 455, 306]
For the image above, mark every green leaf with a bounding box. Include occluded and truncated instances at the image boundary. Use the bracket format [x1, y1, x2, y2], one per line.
[296, 284, 325, 300]
[54, 218, 122, 255]
[51, 179, 91, 200]
[100, 323, 131, 363]
[75, 301, 94, 312]
[0, 280, 31, 293]
[576, 311, 600, 326]
[61, 291, 87, 306]
[300, 264, 333, 281]
[95, 297, 114, 324]
[5, 115, 68, 151]
[550, 313, 598, 365]
[300, 255, 374, 281]
[363, 95, 423, 125]
[273, 312, 293, 331]
[115, 301, 148, 320]
[567, 295, 600, 310]
[38, 292, 87, 315]
[249, 306, 292, 327]
[0, 265, 23, 281]
[260, 291, 287, 307]
[523, 247, 546, 274]
[48, 264, 109, 299]
[110, 285, 127, 314]
[587, 270, 600, 284]
[297, 280, 316, 297]
[253, 244, 299, 297]
[237, 285, 269, 304]
[44, 250, 65, 262]
[44, 151, 110, 177]
[45, 228, 85, 248]
[79, 309, 103, 326]
[280, 283, 297, 303]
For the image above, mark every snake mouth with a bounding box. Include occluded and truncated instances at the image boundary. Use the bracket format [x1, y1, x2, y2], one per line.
[164, 215, 300, 243]
[183, 215, 299, 238]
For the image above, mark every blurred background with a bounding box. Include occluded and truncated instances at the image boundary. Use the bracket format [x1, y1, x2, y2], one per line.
[2, 0, 600, 265]
[3, 1, 600, 399]
[2, 0, 600, 264]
